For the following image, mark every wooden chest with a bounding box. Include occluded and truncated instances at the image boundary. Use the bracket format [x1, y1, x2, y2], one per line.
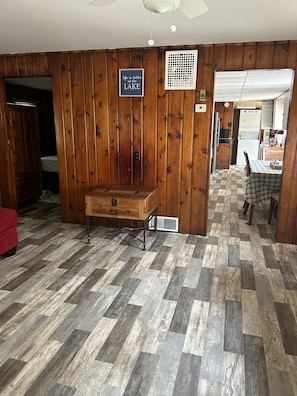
[85, 185, 158, 221]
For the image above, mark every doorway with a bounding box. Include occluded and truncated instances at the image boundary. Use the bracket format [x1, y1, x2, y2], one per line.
[212, 68, 295, 170]
[4, 76, 60, 209]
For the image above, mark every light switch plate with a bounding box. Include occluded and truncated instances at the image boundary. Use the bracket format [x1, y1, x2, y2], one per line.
[195, 103, 207, 112]
[200, 89, 206, 101]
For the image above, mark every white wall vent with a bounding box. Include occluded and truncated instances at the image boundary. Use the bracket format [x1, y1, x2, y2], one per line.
[149, 216, 179, 232]
[165, 49, 198, 90]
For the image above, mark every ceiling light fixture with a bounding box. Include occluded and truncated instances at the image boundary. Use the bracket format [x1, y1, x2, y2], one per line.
[91, 0, 208, 19]
[148, 12, 155, 46]
[143, 0, 208, 18]
[144, 0, 181, 14]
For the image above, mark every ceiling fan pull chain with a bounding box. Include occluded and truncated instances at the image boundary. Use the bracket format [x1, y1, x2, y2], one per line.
[171, 0, 177, 32]
[148, 11, 155, 46]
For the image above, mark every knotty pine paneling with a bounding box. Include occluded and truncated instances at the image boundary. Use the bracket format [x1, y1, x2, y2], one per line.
[4, 55, 18, 76]
[288, 42, 297, 68]
[166, 90, 184, 217]
[70, 51, 88, 224]
[131, 49, 144, 186]
[190, 45, 215, 235]
[47, 52, 69, 221]
[16, 54, 27, 76]
[93, 51, 110, 187]
[117, 50, 133, 186]
[0, 41, 297, 243]
[213, 45, 226, 71]
[0, 78, 17, 208]
[179, 89, 195, 234]
[225, 44, 244, 71]
[242, 43, 257, 70]
[60, 52, 78, 223]
[143, 49, 158, 188]
[277, 71, 297, 244]
[26, 53, 40, 75]
[83, 51, 97, 189]
[256, 42, 276, 69]
[107, 50, 120, 186]
[156, 49, 168, 217]
[274, 42, 290, 69]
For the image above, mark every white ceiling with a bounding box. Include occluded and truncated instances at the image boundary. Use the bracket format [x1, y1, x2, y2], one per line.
[214, 69, 295, 102]
[0, 0, 296, 55]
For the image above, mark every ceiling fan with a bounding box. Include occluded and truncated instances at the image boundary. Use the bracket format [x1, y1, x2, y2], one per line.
[89, 0, 208, 19]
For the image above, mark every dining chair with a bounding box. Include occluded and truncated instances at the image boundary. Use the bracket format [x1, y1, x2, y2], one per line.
[243, 151, 252, 213]
[268, 192, 280, 224]
[243, 151, 251, 176]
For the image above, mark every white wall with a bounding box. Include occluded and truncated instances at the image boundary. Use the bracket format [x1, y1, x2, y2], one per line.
[261, 100, 273, 129]
[273, 90, 291, 130]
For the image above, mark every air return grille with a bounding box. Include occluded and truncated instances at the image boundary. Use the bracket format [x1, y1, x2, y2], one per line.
[149, 216, 179, 232]
[165, 49, 198, 90]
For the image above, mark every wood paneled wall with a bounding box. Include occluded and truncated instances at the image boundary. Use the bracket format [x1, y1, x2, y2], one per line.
[0, 41, 297, 243]
[215, 102, 234, 131]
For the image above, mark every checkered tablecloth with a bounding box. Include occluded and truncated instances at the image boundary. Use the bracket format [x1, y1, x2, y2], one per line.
[244, 160, 282, 204]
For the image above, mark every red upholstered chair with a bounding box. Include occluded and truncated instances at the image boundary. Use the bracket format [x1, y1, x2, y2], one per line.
[0, 207, 18, 257]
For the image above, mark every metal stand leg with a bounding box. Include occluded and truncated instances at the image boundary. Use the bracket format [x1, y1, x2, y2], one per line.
[87, 217, 90, 244]
[143, 220, 146, 251]
[86, 208, 157, 250]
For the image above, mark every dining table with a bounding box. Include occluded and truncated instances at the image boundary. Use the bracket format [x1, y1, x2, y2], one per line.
[243, 160, 283, 225]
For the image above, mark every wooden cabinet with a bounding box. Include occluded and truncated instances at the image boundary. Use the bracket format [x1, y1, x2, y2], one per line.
[216, 143, 231, 169]
[263, 146, 284, 161]
[7, 104, 42, 204]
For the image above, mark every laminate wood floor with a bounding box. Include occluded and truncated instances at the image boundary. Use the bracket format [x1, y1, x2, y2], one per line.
[0, 166, 297, 395]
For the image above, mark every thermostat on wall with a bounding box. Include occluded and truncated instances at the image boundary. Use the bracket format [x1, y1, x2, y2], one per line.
[195, 103, 207, 112]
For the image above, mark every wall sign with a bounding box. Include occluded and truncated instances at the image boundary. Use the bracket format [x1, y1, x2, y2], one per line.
[119, 68, 144, 97]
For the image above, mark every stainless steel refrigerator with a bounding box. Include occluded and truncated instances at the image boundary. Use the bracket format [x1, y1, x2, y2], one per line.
[211, 112, 220, 172]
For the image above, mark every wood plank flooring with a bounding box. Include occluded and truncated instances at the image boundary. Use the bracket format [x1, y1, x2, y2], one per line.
[0, 166, 297, 395]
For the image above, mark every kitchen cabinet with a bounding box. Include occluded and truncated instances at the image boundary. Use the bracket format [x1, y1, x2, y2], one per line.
[262, 146, 284, 161]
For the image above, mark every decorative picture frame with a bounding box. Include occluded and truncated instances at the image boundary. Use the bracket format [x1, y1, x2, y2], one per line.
[119, 68, 144, 97]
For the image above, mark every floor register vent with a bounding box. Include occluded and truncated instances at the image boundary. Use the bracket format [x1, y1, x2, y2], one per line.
[149, 216, 179, 232]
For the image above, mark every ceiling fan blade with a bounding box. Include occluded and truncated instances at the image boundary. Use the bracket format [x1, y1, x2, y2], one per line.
[89, 0, 118, 6]
[179, 0, 208, 18]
